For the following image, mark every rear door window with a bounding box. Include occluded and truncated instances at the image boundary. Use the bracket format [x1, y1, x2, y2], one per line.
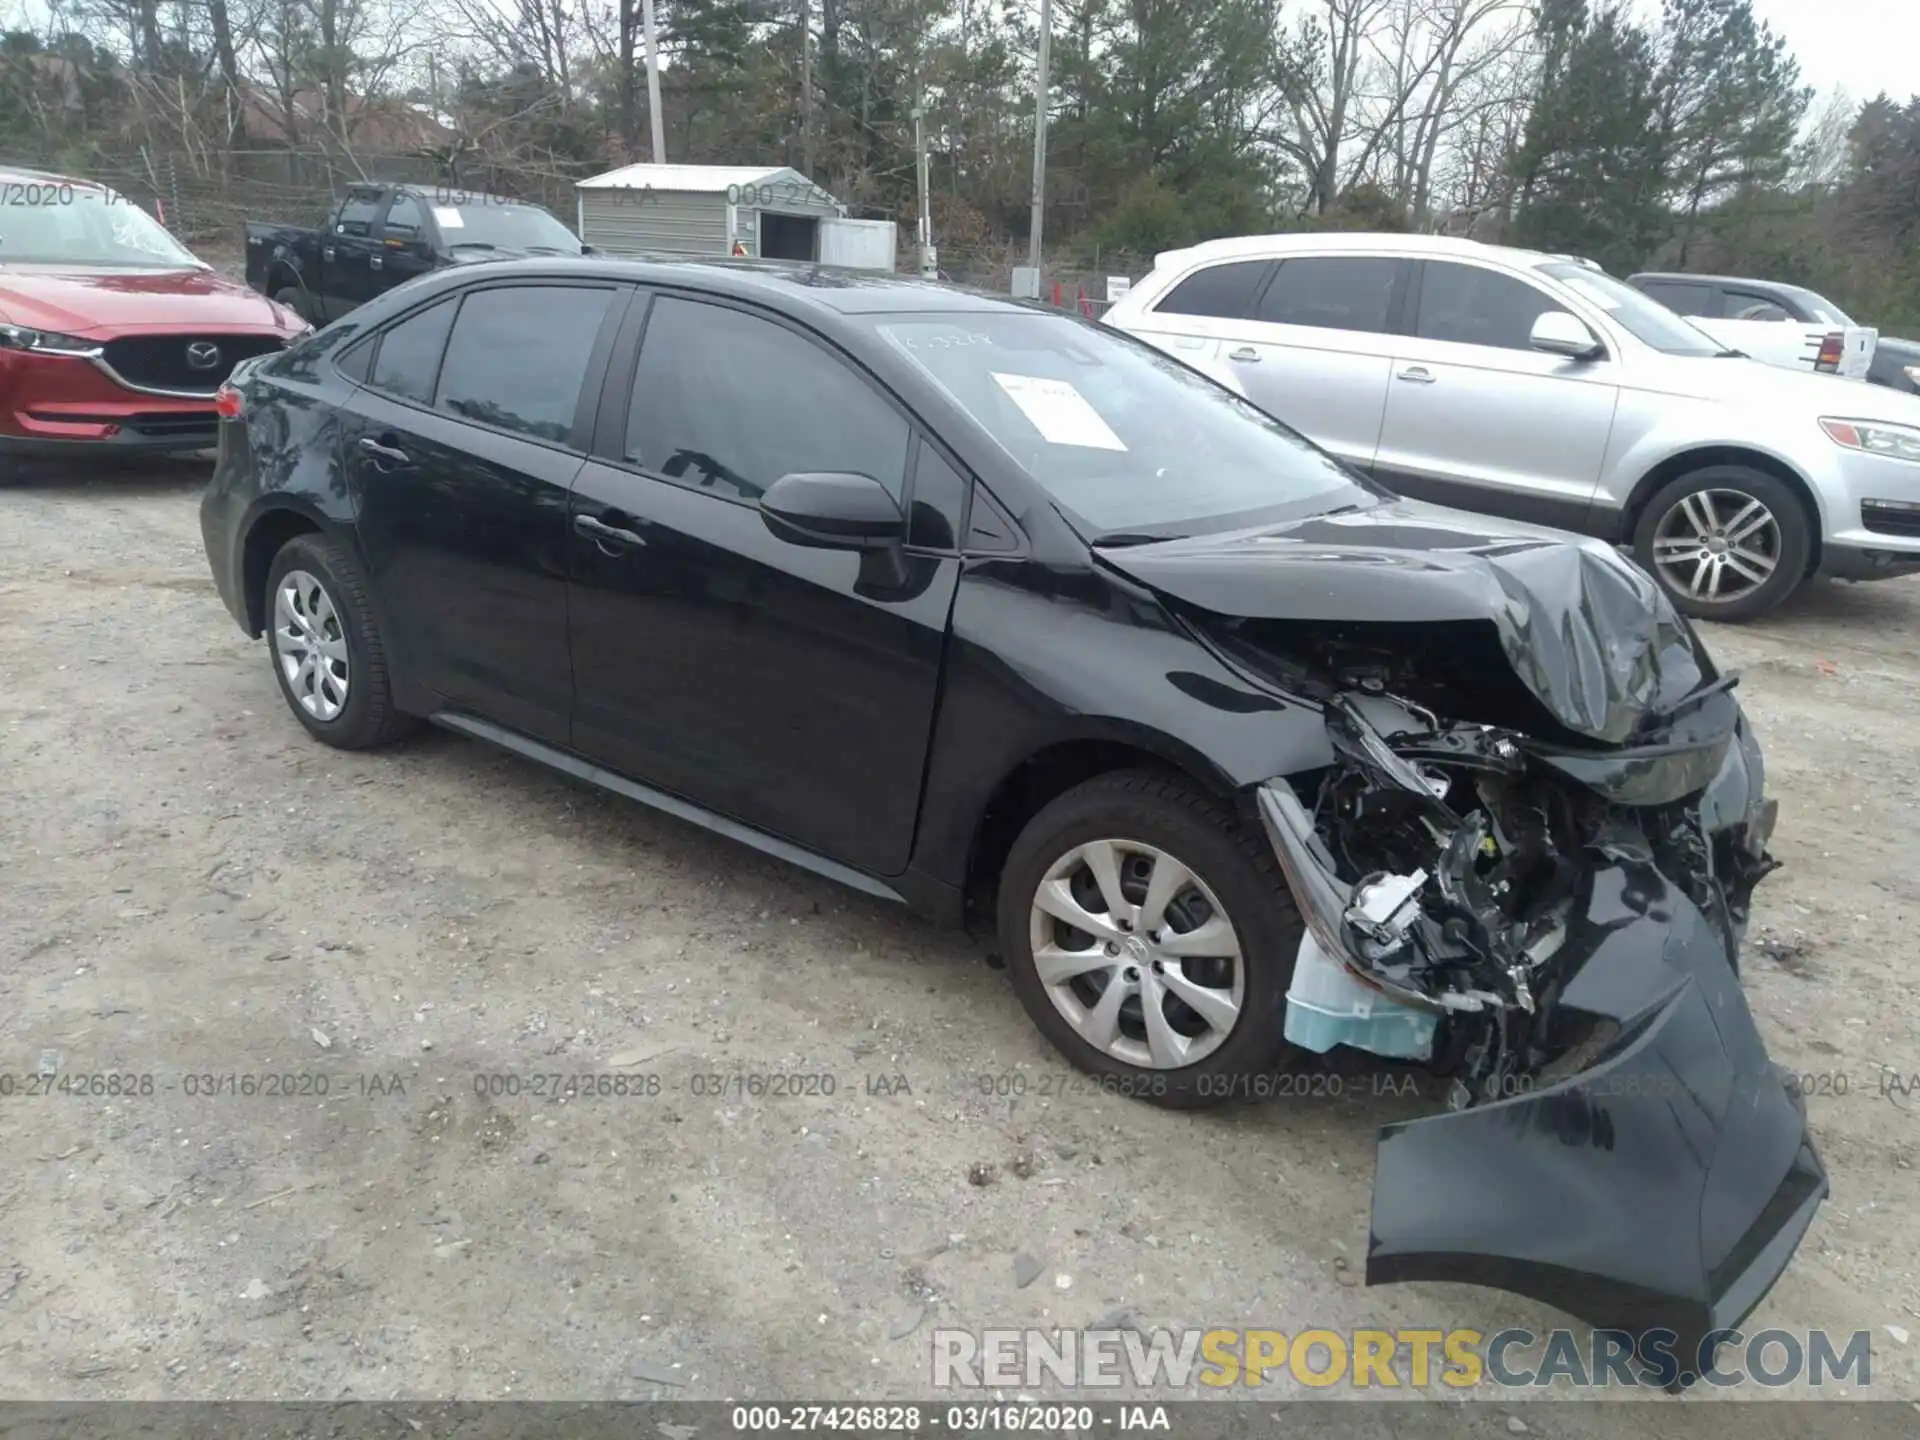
[1255, 257, 1401, 334]
[434, 285, 617, 445]
[1153, 261, 1271, 319]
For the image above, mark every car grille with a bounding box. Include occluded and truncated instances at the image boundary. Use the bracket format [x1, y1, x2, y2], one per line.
[1862, 501, 1920, 539]
[99, 334, 284, 394]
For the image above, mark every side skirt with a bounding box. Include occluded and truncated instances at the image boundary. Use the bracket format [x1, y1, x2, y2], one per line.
[431, 711, 910, 907]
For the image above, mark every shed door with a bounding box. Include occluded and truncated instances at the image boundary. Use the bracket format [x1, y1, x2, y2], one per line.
[759, 212, 818, 261]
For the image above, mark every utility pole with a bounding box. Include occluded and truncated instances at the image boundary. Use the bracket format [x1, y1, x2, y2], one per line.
[800, 0, 814, 176]
[1027, 0, 1051, 276]
[640, 0, 665, 164]
[913, 102, 935, 279]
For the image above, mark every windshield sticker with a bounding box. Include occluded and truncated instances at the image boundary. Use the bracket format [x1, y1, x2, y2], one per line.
[432, 207, 464, 228]
[991, 373, 1127, 451]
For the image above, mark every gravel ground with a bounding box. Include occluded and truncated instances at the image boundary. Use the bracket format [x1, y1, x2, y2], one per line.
[3, 459, 1919, 1426]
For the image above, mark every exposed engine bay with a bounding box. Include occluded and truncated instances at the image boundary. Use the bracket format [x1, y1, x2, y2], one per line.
[1205, 614, 1781, 1110]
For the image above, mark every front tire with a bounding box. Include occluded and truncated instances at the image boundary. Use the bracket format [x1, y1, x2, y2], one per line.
[1632, 466, 1811, 621]
[996, 770, 1304, 1109]
[264, 533, 418, 749]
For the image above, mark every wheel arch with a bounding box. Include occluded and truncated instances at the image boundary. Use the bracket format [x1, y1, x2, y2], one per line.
[238, 499, 337, 635]
[958, 726, 1240, 928]
[1624, 445, 1825, 577]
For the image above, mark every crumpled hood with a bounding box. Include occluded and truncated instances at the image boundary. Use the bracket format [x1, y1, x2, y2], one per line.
[1098, 498, 1703, 745]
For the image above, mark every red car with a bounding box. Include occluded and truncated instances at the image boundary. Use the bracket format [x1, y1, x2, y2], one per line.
[0, 166, 308, 465]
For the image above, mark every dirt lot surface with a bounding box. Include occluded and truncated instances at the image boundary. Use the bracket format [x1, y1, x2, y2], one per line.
[3, 460, 1919, 1428]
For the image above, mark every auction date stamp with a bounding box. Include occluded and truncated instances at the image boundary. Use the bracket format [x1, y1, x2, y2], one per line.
[0, 1070, 408, 1099]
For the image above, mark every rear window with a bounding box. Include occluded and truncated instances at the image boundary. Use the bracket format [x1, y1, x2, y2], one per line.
[1254, 257, 1400, 333]
[368, 298, 456, 404]
[1153, 261, 1269, 320]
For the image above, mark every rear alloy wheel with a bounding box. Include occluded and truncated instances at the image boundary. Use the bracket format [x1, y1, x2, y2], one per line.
[1633, 466, 1810, 621]
[274, 569, 350, 722]
[997, 771, 1302, 1109]
[264, 533, 418, 749]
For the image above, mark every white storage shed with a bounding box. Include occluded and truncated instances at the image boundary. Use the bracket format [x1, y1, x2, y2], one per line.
[575, 163, 895, 270]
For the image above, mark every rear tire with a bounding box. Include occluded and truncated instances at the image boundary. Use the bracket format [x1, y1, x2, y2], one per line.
[264, 533, 418, 749]
[1632, 465, 1810, 622]
[272, 284, 312, 324]
[996, 770, 1304, 1110]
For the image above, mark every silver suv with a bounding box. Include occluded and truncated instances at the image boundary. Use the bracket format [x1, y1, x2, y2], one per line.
[1103, 232, 1920, 619]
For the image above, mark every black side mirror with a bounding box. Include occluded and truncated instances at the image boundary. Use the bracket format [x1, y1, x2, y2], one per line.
[760, 471, 904, 551]
[580, 243, 599, 256]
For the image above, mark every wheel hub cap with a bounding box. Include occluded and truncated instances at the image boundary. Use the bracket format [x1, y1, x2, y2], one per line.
[272, 569, 350, 722]
[1027, 838, 1245, 1070]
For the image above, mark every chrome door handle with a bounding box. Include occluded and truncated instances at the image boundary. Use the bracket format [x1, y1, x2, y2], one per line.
[574, 513, 649, 552]
[323, 246, 336, 261]
[1397, 366, 1435, 384]
[370, 254, 383, 269]
[357, 435, 410, 467]
[1228, 347, 1261, 363]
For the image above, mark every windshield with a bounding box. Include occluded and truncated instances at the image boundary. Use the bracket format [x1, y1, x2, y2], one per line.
[1536, 262, 1725, 356]
[0, 184, 204, 268]
[873, 311, 1373, 537]
[431, 199, 581, 253]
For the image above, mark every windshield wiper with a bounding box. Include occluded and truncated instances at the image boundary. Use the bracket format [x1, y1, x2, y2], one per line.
[1090, 531, 1178, 548]
[447, 241, 500, 251]
[1714, 347, 1748, 358]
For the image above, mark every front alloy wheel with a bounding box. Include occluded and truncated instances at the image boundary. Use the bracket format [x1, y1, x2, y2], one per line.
[1030, 838, 1246, 1069]
[273, 569, 350, 721]
[1650, 488, 1781, 605]
[1632, 465, 1811, 621]
[998, 771, 1302, 1108]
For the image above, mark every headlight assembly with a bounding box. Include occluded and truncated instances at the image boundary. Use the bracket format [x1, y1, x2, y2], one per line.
[1820, 416, 1920, 464]
[0, 323, 103, 357]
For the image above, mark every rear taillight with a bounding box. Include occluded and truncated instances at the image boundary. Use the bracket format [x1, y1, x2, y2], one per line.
[1815, 332, 1844, 372]
[215, 384, 244, 419]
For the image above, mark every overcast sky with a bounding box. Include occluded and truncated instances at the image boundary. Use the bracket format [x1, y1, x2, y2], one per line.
[1749, 0, 1918, 105]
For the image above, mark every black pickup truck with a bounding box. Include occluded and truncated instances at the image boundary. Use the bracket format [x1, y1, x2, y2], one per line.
[244, 182, 586, 324]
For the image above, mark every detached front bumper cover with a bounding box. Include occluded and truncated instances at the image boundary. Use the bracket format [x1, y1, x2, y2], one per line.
[1257, 781, 1827, 1374]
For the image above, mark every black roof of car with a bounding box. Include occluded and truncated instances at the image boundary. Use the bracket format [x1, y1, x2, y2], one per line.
[397, 254, 1036, 317]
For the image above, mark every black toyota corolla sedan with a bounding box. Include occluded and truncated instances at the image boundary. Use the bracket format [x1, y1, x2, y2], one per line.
[201, 257, 1823, 1379]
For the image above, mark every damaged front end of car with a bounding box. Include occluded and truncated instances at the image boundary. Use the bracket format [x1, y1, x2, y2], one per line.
[1126, 512, 1827, 1379]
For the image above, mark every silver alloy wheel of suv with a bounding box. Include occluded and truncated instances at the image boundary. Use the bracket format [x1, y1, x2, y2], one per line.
[1649, 487, 1783, 605]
